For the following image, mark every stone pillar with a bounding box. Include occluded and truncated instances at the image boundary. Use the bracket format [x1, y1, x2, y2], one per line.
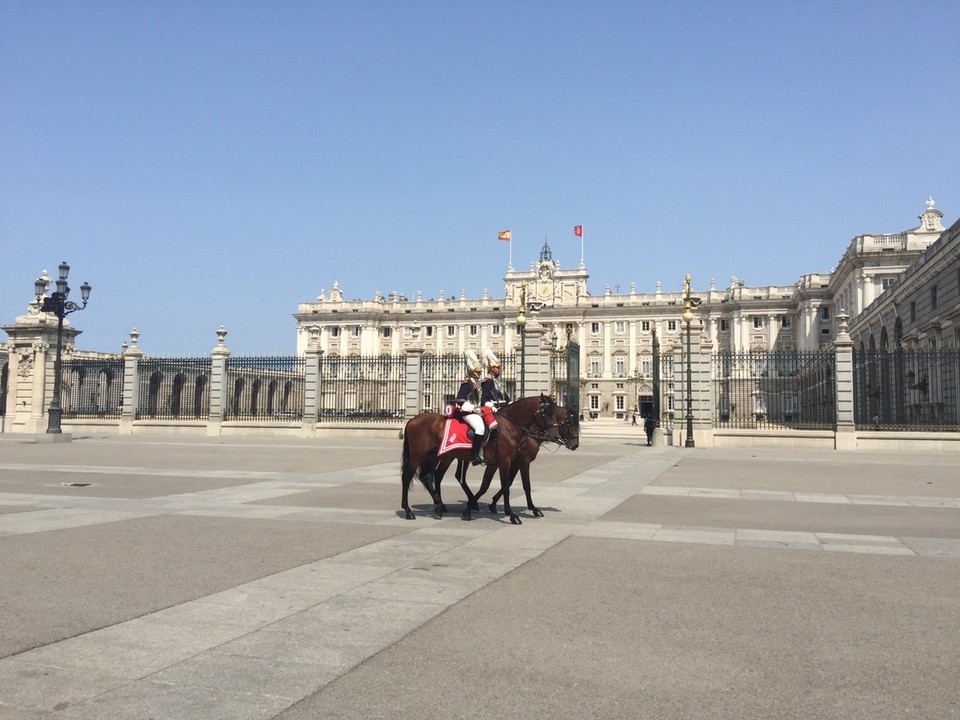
[691, 322, 715, 447]
[1, 296, 80, 434]
[521, 320, 551, 397]
[404, 346, 425, 418]
[207, 326, 230, 437]
[119, 328, 142, 435]
[833, 312, 856, 450]
[301, 326, 323, 437]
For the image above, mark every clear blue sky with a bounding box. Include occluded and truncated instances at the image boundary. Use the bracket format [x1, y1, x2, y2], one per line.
[2, 1, 958, 355]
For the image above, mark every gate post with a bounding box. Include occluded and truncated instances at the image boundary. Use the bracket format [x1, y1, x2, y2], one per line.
[833, 311, 856, 450]
[207, 326, 229, 437]
[119, 328, 142, 435]
[521, 318, 551, 397]
[302, 326, 322, 437]
[404, 347, 425, 419]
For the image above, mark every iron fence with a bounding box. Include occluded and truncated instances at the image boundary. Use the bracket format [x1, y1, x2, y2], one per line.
[551, 342, 580, 412]
[712, 351, 836, 430]
[854, 348, 960, 431]
[138, 357, 212, 420]
[60, 358, 126, 419]
[0, 356, 8, 418]
[225, 356, 305, 421]
[658, 352, 677, 433]
[317, 354, 404, 422]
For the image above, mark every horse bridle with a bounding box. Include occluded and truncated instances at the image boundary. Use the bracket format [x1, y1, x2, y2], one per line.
[498, 398, 578, 450]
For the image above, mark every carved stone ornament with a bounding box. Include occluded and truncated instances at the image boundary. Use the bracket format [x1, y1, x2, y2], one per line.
[17, 350, 34, 378]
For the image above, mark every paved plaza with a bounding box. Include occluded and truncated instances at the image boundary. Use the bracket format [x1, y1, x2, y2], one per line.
[0, 428, 957, 719]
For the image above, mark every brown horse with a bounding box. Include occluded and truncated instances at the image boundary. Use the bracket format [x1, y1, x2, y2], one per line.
[445, 404, 579, 520]
[400, 394, 560, 524]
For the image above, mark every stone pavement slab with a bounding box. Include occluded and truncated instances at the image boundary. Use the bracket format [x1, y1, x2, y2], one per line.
[0, 435, 956, 719]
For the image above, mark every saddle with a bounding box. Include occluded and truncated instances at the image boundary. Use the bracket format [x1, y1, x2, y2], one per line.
[438, 416, 491, 457]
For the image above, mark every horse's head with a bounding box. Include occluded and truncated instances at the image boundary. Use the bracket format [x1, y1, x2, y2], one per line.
[551, 405, 580, 450]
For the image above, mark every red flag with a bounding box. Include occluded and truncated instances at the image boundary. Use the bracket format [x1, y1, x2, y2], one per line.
[574, 225, 583, 237]
[498, 230, 511, 242]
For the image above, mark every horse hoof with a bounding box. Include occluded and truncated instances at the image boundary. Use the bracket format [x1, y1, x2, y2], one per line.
[462, 509, 473, 521]
[532, 508, 544, 518]
[488, 505, 497, 514]
[509, 515, 522, 525]
[468, 501, 480, 511]
[404, 510, 415, 520]
[439, 504, 448, 514]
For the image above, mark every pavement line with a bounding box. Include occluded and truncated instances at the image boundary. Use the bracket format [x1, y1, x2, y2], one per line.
[640, 485, 960, 508]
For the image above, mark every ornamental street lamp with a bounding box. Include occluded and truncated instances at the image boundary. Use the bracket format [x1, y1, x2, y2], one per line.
[682, 273, 695, 448]
[34, 261, 92, 434]
[516, 281, 527, 398]
[652, 325, 660, 429]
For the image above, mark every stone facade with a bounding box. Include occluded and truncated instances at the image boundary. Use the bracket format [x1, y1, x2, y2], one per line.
[293, 200, 952, 419]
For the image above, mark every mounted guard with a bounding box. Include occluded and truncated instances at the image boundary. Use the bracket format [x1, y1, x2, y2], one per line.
[453, 349, 487, 466]
[481, 347, 511, 432]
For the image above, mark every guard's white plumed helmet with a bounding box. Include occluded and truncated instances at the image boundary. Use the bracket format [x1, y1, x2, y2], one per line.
[464, 349, 482, 375]
[482, 347, 500, 368]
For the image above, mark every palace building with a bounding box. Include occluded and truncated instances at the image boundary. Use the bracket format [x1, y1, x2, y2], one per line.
[293, 199, 955, 420]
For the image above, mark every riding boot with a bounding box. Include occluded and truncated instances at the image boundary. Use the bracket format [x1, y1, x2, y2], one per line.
[470, 433, 485, 466]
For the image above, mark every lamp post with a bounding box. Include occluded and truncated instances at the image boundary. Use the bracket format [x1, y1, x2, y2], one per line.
[516, 281, 527, 398]
[682, 273, 695, 448]
[34, 261, 92, 434]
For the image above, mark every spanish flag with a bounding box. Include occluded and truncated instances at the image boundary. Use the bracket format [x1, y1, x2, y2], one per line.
[498, 230, 511, 242]
[574, 225, 583, 237]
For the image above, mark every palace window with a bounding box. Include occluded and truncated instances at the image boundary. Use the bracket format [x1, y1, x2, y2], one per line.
[910, 302, 916, 322]
[780, 316, 792, 328]
[590, 322, 600, 334]
[881, 277, 895, 291]
[330, 327, 341, 338]
[469, 325, 478, 337]
[719, 319, 729, 331]
[614, 357, 626, 376]
[589, 395, 599, 411]
[641, 321, 650, 332]
[753, 316, 764, 329]
[615, 395, 625, 411]
[382, 328, 391, 338]
[641, 357, 651, 375]
[667, 320, 677, 332]
[491, 325, 501, 336]
[350, 325, 361, 337]
[615, 321, 625, 334]
[447, 325, 456, 337]
[931, 285, 938, 311]
[425, 326, 434, 337]
[820, 307, 830, 321]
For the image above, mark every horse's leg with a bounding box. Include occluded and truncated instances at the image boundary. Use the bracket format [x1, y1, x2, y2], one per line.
[417, 451, 445, 518]
[497, 460, 521, 525]
[488, 463, 518, 514]
[455, 459, 481, 520]
[401, 435, 417, 520]
[434, 457, 453, 515]
[475, 462, 498, 509]
[518, 459, 543, 517]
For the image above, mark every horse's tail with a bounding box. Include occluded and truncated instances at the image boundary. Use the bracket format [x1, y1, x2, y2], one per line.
[401, 430, 412, 477]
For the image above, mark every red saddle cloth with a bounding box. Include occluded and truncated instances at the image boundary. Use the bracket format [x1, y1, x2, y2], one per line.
[438, 417, 476, 457]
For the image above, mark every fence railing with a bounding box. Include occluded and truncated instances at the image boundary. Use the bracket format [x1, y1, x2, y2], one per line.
[138, 357, 212, 420]
[60, 358, 126, 419]
[318, 354, 404, 422]
[712, 351, 836, 430]
[854, 349, 960, 431]
[226, 356, 305, 421]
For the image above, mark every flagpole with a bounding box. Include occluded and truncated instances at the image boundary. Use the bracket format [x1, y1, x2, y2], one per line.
[580, 226, 585, 267]
[509, 229, 513, 269]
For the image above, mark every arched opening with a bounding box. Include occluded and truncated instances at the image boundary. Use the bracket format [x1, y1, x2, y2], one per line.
[148, 372, 163, 416]
[171, 374, 185, 417]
